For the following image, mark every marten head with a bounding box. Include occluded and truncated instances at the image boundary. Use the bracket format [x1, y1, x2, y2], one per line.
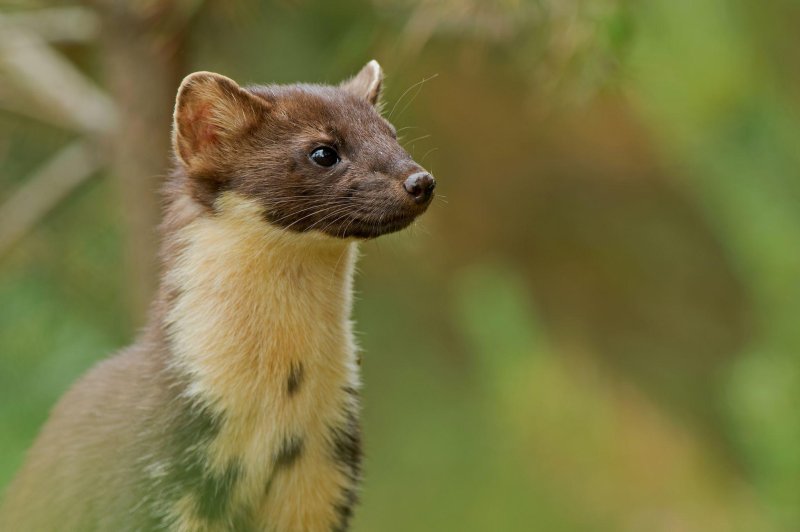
[171, 60, 434, 239]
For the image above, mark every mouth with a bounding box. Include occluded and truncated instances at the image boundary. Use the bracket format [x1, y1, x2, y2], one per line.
[269, 185, 434, 239]
[324, 209, 421, 239]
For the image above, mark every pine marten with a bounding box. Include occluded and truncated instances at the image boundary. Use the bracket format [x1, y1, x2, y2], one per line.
[0, 60, 435, 531]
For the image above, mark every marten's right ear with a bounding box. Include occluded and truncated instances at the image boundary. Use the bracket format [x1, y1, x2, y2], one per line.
[173, 71, 270, 173]
[341, 60, 383, 106]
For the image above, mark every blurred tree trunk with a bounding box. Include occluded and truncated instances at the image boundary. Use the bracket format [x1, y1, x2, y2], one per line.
[93, 0, 195, 325]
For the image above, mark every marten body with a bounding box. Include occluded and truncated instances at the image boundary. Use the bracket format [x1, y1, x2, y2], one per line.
[0, 61, 434, 531]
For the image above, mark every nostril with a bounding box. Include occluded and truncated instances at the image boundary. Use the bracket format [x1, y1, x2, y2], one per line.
[425, 175, 436, 192]
[404, 172, 435, 204]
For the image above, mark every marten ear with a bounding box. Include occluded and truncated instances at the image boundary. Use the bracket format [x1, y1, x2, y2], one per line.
[340, 60, 383, 106]
[173, 71, 270, 172]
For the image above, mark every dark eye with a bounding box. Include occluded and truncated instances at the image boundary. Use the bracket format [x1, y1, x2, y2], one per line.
[309, 146, 340, 167]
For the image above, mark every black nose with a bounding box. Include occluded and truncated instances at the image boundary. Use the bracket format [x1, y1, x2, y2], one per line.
[403, 172, 436, 204]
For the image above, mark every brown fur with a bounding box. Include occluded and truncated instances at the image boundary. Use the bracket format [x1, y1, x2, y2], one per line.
[0, 61, 432, 531]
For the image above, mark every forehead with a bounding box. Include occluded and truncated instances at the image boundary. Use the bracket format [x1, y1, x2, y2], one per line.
[249, 84, 392, 138]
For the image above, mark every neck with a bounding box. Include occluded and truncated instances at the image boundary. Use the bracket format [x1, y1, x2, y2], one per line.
[159, 192, 359, 416]
[147, 191, 363, 528]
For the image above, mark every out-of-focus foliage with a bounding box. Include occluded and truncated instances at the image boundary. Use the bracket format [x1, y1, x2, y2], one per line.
[1, 0, 799, 530]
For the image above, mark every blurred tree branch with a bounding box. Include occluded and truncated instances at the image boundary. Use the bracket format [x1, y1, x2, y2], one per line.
[0, 7, 100, 44]
[0, 16, 116, 260]
[0, 141, 104, 258]
[0, 22, 117, 134]
[0, 2, 200, 323]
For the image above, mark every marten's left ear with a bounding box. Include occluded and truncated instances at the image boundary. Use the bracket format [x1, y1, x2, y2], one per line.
[340, 60, 383, 106]
[173, 71, 271, 173]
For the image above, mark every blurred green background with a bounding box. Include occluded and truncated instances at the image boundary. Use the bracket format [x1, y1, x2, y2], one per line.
[1, 0, 799, 530]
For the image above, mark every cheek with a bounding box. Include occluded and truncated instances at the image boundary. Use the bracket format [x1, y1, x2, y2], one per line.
[267, 165, 336, 203]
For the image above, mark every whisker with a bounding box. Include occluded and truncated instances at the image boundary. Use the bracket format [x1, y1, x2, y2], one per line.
[339, 215, 358, 239]
[330, 242, 352, 286]
[320, 210, 354, 236]
[304, 206, 356, 234]
[268, 200, 353, 226]
[404, 133, 431, 146]
[305, 203, 358, 230]
[414, 221, 431, 236]
[395, 126, 420, 134]
[421, 147, 438, 165]
[309, 205, 353, 229]
[394, 73, 438, 120]
[280, 203, 354, 231]
[388, 74, 439, 119]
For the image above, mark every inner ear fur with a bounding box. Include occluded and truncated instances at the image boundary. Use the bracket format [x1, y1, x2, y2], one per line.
[340, 60, 383, 106]
[173, 71, 270, 172]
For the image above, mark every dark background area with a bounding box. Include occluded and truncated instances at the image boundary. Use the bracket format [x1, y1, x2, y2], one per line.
[2, 1, 799, 530]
